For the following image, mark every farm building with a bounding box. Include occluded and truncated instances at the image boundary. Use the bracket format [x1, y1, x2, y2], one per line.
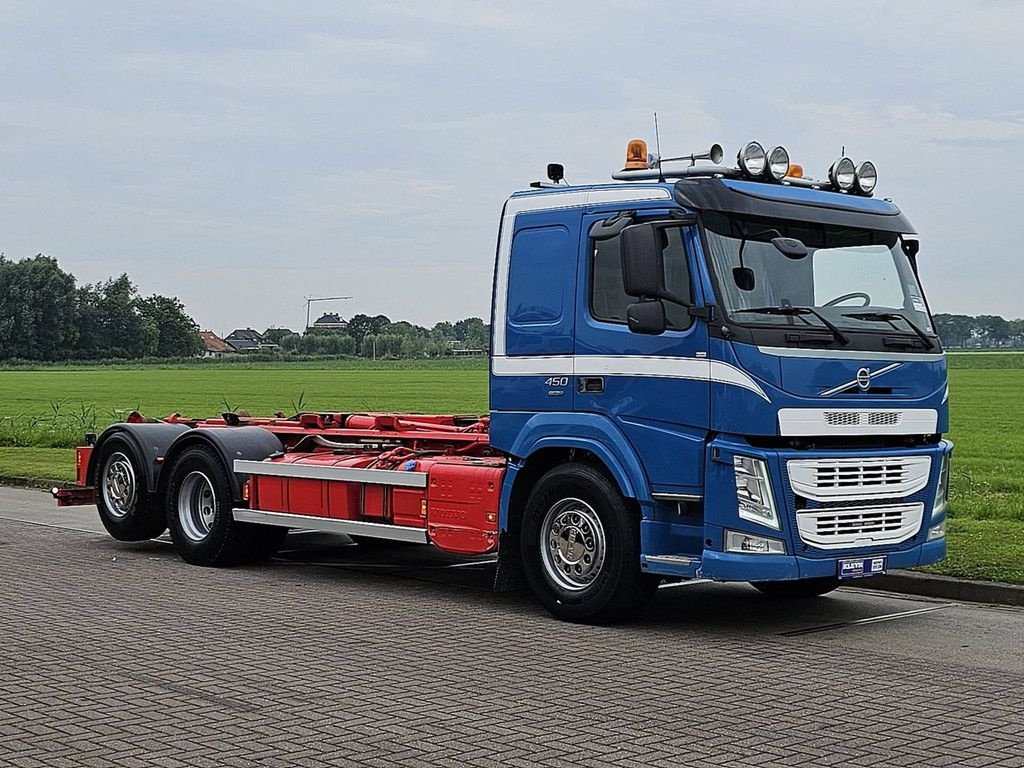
[224, 328, 279, 353]
[198, 331, 236, 358]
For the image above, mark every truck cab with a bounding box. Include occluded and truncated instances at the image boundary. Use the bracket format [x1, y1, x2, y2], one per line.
[489, 142, 950, 615]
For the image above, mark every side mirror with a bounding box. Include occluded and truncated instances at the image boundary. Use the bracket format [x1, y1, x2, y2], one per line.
[733, 266, 756, 291]
[771, 236, 808, 259]
[621, 223, 666, 298]
[626, 301, 667, 335]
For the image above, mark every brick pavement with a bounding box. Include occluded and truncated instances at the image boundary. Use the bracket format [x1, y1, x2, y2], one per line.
[1, 519, 1022, 767]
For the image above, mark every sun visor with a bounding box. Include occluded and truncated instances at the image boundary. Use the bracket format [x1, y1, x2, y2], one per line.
[674, 178, 916, 234]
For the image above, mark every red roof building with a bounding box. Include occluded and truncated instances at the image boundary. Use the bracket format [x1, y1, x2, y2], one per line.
[198, 331, 236, 357]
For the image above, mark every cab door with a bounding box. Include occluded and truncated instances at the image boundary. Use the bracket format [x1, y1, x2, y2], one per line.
[574, 210, 710, 496]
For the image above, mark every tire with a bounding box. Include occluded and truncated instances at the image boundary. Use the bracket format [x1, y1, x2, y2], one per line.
[165, 445, 287, 566]
[752, 577, 840, 598]
[94, 434, 166, 541]
[520, 463, 649, 624]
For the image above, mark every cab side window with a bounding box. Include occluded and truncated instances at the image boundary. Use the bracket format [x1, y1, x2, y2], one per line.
[590, 227, 693, 329]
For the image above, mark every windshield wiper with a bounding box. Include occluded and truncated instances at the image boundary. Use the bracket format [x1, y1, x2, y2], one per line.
[841, 311, 936, 350]
[736, 305, 850, 345]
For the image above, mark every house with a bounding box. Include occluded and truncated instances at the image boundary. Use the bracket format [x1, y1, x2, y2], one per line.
[312, 313, 348, 331]
[224, 328, 278, 353]
[198, 330, 236, 358]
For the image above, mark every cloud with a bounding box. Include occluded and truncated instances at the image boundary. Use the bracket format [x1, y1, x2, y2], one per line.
[0, 1, 1022, 330]
[792, 104, 1024, 148]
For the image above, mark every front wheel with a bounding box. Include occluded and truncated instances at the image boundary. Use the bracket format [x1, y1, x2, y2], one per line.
[520, 463, 649, 624]
[752, 577, 840, 598]
[165, 445, 287, 566]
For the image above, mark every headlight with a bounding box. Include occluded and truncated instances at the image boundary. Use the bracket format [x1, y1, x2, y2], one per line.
[738, 141, 766, 177]
[828, 157, 856, 191]
[726, 529, 786, 554]
[933, 454, 950, 517]
[734, 456, 780, 529]
[767, 146, 790, 180]
[854, 160, 877, 195]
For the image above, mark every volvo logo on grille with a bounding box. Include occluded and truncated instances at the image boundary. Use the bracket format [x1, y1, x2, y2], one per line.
[819, 362, 903, 397]
[856, 367, 872, 391]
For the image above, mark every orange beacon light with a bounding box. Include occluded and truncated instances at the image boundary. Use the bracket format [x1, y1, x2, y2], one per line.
[623, 139, 648, 170]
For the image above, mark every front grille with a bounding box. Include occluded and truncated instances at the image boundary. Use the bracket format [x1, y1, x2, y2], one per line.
[788, 456, 931, 501]
[867, 412, 901, 426]
[796, 503, 924, 549]
[814, 508, 905, 535]
[825, 412, 861, 426]
[824, 410, 902, 427]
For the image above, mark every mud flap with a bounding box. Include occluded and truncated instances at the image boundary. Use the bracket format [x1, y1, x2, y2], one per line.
[493, 529, 525, 592]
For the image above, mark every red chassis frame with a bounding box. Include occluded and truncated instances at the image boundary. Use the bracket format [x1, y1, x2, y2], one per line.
[55, 411, 508, 555]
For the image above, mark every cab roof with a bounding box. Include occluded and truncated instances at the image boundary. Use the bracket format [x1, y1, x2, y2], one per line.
[511, 177, 915, 234]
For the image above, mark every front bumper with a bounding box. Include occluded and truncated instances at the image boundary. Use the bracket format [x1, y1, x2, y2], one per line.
[691, 436, 952, 582]
[697, 538, 947, 581]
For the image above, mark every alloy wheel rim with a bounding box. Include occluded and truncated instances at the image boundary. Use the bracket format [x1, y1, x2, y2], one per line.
[540, 497, 606, 591]
[101, 452, 137, 519]
[178, 471, 217, 542]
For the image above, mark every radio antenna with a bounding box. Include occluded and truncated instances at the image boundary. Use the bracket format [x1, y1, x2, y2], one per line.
[653, 111, 664, 182]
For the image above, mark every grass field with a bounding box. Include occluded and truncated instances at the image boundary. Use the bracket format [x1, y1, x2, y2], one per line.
[0, 448, 76, 483]
[0, 353, 1021, 582]
[0, 359, 489, 449]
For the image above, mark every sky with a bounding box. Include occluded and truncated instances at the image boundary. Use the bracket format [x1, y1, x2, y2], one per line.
[1, 1, 1022, 334]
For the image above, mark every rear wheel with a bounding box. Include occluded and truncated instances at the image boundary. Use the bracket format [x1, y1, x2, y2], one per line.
[165, 445, 286, 566]
[95, 435, 166, 541]
[520, 463, 649, 624]
[752, 577, 840, 598]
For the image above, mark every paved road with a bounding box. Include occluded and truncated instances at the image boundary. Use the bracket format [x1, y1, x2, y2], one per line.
[1, 487, 1022, 767]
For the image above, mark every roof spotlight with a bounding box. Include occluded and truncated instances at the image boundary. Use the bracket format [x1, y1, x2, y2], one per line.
[738, 141, 767, 177]
[766, 146, 790, 181]
[828, 157, 856, 191]
[854, 161, 877, 195]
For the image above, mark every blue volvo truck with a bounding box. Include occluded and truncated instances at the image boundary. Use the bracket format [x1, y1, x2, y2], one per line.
[59, 139, 951, 624]
[488, 139, 949, 619]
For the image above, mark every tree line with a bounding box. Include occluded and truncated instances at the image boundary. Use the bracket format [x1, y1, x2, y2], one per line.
[264, 316, 489, 359]
[5, 254, 1018, 361]
[0, 254, 489, 362]
[0, 255, 200, 361]
[932, 314, 1024, 348]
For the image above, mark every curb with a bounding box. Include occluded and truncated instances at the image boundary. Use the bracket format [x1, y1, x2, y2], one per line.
[0, 476, 65, 490]
[853, 569, 1024, 607]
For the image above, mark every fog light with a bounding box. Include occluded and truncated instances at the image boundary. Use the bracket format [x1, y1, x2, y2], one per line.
[854, 160, 877, 195]
[738, 141, 767, 177]
[726, 530, 786, 554]
[829, 157, 856, 191]
[767, 146, 790, 180]
[927, 519, 946, 541]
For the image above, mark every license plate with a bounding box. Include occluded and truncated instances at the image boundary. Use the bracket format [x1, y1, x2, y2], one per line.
[838, 556, 887, 579]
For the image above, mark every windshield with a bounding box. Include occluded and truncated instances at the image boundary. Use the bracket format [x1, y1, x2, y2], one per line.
[702, 211, 934, 336]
